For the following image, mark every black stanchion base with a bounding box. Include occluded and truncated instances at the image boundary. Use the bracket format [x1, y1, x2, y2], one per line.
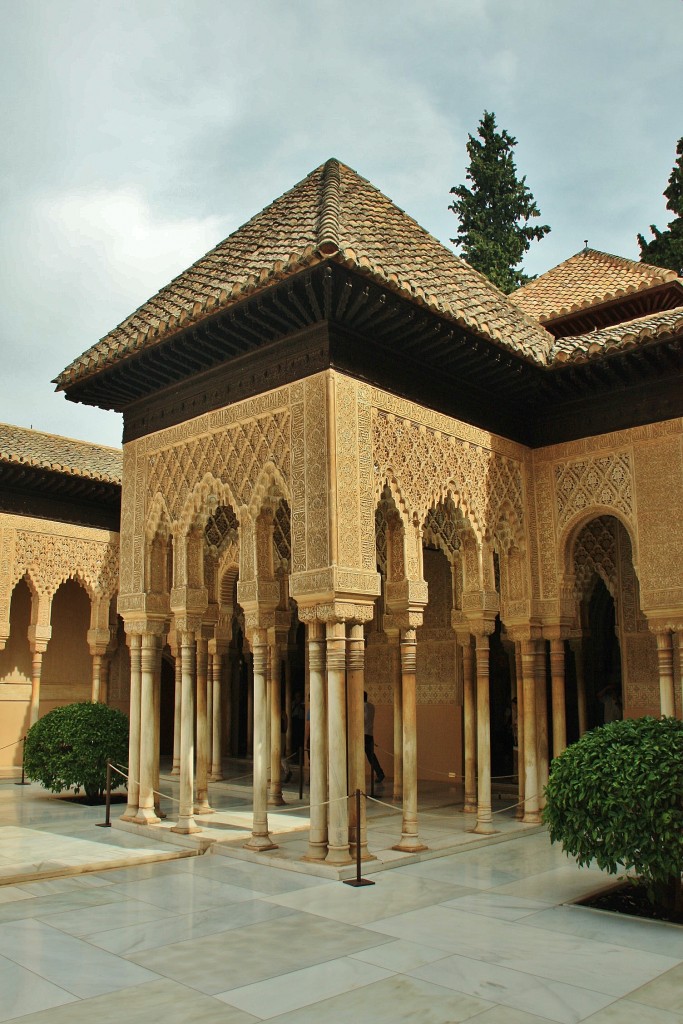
[95, 822, 112, 828]
[14, 781, 30, 786]
[343, 877, 375, 887]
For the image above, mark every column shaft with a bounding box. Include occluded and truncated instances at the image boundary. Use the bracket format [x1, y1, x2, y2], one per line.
[514, 642, 525, 819]
[171, 652, 182, 775]
[29, 650, 44, 727]
[473, 632, 495, 834]
[549, 638, 567, 758]
[210, 652, 224, 780]
[656, 631, 675, 717]
[122, 634, 142, 820]
[268, 642, 284, 805]
[521, 639, 540, 823]
[245, 634, 276, 850]
[171, 633, 200, 833]
[305, 622, 327, 861]
[462, 640, 477, 813]
[135, 632, 160, 824]
[325, 621, 352, 864]
[91, 654, 103, 703]
[393, 628, 427, 852]
[391, 635, 403, 802]
[348, 624, 371, 860]
[195, 636, 212, 814]
[570, 639, 588, 736]
[535, 640, 549, 808]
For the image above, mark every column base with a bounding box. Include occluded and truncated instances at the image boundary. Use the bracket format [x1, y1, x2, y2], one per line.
[268, 793, 286, 807]
[392, 787, 403, 803]
[133, 806, 160, 825]
[325, 844, 353, 866]
[472, 820, 497, 835]
[120, 808, 138, 822]
[171, 817, 201, 834]
[194, 801, 215, 815]
[463, 801, 477, 814]
[209, 771, 224, 782]
[392, 835, 428, 853]
[350, 845, 377, 862]
[302, 841, 328, 862]
[170, 765, 180, 776]
[244, 833, 278, 852]
[523, 810, 542, 824]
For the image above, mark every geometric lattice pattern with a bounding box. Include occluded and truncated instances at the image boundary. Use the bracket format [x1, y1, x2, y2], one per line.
[147, 410, 290, 520]
[555, 452, 632, 529]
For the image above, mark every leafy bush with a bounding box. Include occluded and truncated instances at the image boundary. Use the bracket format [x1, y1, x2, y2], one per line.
[24, 702, 129, 799]
[543, 716, 683, 914]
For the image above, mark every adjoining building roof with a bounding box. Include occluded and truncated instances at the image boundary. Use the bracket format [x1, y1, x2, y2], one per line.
[510, 247, 683, 324]
[55, 159, 554, 392]
[549, 306, 683, 364]
[0, 424, 122, 484]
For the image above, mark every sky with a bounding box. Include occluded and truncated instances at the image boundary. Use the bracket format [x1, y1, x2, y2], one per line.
[1, 0, 681, 449]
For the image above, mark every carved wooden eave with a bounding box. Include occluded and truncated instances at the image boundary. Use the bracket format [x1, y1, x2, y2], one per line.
[0, 460, 121, 531]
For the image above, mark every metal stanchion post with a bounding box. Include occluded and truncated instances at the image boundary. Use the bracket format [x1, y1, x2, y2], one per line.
[15, 736, 29, 786]
[343, 789, 375, 887]
[96, 761, 112, 827]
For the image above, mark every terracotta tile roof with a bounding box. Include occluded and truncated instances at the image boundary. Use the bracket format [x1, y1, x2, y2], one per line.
[0, 423, 122, 484]
[509, 248, 682, 323]
[55, 159, 553, 391]
[549, 307, 683, 364]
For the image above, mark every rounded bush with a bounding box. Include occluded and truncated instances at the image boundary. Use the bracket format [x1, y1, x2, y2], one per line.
[24, 701, 129, 799]
[543, 716, 683, 911]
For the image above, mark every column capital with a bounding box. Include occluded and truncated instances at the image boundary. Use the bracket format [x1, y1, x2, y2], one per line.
[297, 599, 374, 625]
[27, 625, 51, 652]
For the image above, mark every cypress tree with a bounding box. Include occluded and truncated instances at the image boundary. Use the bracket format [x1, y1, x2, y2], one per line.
[638, 137, 683, 275]
[449, 111, 550, 293]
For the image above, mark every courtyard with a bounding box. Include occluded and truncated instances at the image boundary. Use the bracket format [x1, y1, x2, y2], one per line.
[0, 777, 681, 1024]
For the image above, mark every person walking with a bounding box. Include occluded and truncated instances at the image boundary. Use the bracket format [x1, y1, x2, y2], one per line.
[364, 691, 385, 784]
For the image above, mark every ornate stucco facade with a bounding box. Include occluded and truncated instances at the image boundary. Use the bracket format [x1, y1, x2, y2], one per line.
[3, 160, 681, 864]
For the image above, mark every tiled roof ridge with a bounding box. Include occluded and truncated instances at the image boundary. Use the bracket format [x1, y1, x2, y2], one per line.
[317, 158, 342, 255]
[550, 305, 683, 364]
[0, 422, 122, 484]
[511, 246, 682, 324]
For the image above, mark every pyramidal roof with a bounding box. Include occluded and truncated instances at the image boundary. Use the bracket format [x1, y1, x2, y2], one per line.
[0, 423, 122, 483]
[56, 159, 553, 391]
[509, 247, 682, 324]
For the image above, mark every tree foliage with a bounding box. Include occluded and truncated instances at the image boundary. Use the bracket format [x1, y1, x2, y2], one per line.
[449, 111, 550, 293]
[24, 701, 129, 799]
[638, 136, 683, 274]
[543, 716, 683, 914]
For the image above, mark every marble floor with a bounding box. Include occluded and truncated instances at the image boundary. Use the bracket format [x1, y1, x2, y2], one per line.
[0, 779, 681, 1023]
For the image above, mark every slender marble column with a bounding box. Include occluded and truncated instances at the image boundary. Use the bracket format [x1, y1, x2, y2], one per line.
[549, 638, 567, 757]
[171, 652, 182, 775]
[245, 633, 276, 850]
[569, 638, 588, 736]
[393, 627, 427, 852]
[246, 652, 254, 757]
[268, 642, 284, 806]
[462, 639, 477, 813]
[514, 641, 525, 820]
[656, 631, 675, 717]
[325, 621, 352, 864]
[206, 652, 214, 769]
[284, 655, 293, 756]
[29, 648, 45, 726]
[136, 633, 161, 824]
[210, 651, 224, 780]
[122, 633, 142, 821]
[91, 654, 103, 703]
[390, 633, 403, 802]
[195, 636, 212, 814]
[473, 631, 495, 834]
[535, 640, 549, 809]
[304, 622, 327, 861]
[348, 624, 371, 861]
[153, 659, 162, 818]
[171, 632, 200, 834]
[520, 639, 541, 823]
[100, 655, 110, 705]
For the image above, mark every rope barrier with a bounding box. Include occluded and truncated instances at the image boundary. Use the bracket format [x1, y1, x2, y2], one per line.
[374, 744, 520, 783]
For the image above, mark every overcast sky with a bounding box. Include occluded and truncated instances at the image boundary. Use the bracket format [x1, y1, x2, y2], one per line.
[2, 0, 681, 448]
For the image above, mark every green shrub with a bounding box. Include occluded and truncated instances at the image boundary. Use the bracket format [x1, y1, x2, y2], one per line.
[543, 716, 683, 914]
[24, 702, 129, 799]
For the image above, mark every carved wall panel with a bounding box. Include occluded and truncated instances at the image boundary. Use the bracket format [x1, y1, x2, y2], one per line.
[3, 516, 119, 601]
[633, 435, 683, 601]
[555, 453, 632, 531]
